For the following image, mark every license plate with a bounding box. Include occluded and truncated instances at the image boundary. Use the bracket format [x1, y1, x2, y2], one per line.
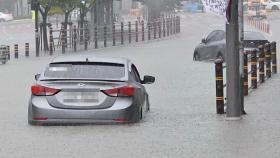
[63, 92, 99, 103]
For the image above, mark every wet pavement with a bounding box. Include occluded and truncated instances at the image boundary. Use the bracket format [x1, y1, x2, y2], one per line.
[0, 13, 280, 158]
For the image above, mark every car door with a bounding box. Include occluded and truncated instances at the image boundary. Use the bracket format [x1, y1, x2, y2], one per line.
[199, 30, 225, 60]
[130, 64, 148, 112]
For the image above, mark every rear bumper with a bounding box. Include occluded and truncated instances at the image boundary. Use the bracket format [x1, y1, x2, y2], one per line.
[28, 97, 137, 125]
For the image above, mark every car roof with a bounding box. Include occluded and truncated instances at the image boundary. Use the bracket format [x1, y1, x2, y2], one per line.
[50, 54, 130, 65]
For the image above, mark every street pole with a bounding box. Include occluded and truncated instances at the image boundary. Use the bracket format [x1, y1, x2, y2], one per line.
[226, 0, 242, 119]
[239, 0, 246, 114]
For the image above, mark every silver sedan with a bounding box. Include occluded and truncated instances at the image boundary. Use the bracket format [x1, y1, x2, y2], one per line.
[28, 55, 155, 125]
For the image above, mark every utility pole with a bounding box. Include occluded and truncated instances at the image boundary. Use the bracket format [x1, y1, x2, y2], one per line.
[226, 0, 242, 119]
[239, 0, 246, 114]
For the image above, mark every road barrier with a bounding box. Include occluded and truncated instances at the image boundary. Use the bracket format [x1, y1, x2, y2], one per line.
[0, 16, 180, 60]
[215, 42, 278, 114]
[246, 17, 271, 34]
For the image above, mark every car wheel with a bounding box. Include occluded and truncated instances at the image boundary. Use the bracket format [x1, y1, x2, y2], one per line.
[193, 52, 200, 61]
[2, 61, 6, 64]
[0, 19, 5, 23]
[272, 5, 279, 10]
[132, 106, 142, 123]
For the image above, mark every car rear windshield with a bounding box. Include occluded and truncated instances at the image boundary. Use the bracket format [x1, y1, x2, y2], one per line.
[44, 62, 125, 80]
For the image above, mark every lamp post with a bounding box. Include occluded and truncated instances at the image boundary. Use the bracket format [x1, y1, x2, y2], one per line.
[226, 0, 242, 119]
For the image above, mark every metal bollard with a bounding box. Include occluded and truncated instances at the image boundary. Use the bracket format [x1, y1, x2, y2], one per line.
[104, 26, 107, 48]
[121, 22, 124, 45]
[243, 51, 248, 96]
[251, 49, 258, 89]
[158, 20, 162, 38]
[113, 23, 116, 46]
[73, 25, 77, 52]
[128, 22, 131, 43]
[265, 43, 272, 78]
[153, 21, 156, 39]
[258, 45, 265, 83]
[148, 22, 151, 40]
[141, 20, 144, 41]
[173, 16, 176, 34]
[7, 46, 10, 60]
[61, 25, 66, 54]
[25, 43, 29, 57]
[14, 44, 18, 59]
[271, 41, 277, 74]
[94, 26, 98, 49]
[163, 18, 166, 37]
[84, 27, 88, 50]
[170, 17, 173, 35]
[136, 21, 139, 42]
[167, 18, 170, 36]
[49, 27, 54, 55]
[215, 59, 225, 114]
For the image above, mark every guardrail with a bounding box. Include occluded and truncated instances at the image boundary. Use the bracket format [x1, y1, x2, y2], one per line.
[215, 42, 277, 114]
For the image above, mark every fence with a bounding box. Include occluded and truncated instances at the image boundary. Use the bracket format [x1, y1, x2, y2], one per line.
[215, 42, 277, 114]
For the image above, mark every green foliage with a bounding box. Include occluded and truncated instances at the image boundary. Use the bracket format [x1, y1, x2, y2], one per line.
[48, 6, 64, 15]
[55, 0, 80, 13]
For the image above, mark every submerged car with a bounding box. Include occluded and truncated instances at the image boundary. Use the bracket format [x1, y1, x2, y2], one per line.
[193, 30, 269, 61]
[28, 55, 155, 125]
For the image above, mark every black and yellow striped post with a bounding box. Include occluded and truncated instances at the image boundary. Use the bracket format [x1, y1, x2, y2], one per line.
[94, 26, 98, 49]
[141, 20, 145, 41]
[243, 51, 248, 96]
[128, 21, 131, 43]
[271, 41, 277, 74]
[73, 25, 77, 52]
[25, 43, 29, 57]
[265, 43, 271, 78]
[136, 21, 139, 42]
[215, 59, 225, 114]
[121, 22, 124, 45]
[258, 45, 265, 83]
[251, 49, 258, 89]
[104, 26, 107, 48]
[113, 23, 116, 46]
[14, 44, 18, 59]
[148, 22, 151, 40]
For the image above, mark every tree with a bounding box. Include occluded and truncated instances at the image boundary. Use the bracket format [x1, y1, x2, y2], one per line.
[38, 0, 56, 51]
[56, 0, 80, 45]
[79, 0, 96, 41]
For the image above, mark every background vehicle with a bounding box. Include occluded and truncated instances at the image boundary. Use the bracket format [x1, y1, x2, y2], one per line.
[266, 0, 280, 10]
[0, 12, 13, 22]
[28, 55, 155, 125]
[193, 30, 269, 61]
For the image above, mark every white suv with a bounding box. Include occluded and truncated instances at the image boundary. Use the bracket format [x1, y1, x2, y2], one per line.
[0, 12, 13, 22]
[266, 0, 280, 10]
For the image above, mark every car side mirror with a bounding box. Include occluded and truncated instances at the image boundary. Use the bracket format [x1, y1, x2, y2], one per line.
[141, 75, 155, 84]
[35, 74, 41, 81]
[201, 38, 206, 44]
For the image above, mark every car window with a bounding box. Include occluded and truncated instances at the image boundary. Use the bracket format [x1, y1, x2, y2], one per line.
[44, 62, 125, 80]
[131, 64, 141, 82]
[207, 31, 225, 43]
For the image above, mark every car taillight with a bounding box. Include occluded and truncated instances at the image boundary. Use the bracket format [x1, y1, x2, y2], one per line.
[31, 84, 60, 96]
[103, 86, 135, 97]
